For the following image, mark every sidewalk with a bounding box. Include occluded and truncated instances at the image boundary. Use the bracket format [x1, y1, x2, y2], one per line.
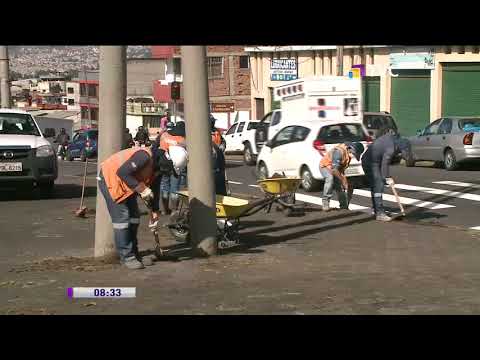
[2, 193, 480, 315]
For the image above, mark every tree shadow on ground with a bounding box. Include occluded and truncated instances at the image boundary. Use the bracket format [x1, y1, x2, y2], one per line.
[0, 184, 97, 202]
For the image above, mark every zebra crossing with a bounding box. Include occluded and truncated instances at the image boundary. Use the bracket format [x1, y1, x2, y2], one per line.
[230, 178, 480, 231]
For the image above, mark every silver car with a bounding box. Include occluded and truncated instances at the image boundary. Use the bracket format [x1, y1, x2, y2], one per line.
[406, 117, 480, 170]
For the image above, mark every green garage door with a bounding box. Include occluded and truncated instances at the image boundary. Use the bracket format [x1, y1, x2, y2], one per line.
[362, 76, 380, 112]
[390, 70, 431, 136]
[442, 63, 480, 117]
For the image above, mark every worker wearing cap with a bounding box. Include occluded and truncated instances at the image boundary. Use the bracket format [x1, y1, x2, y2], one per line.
[361, 133, 412, 222]
[98, 144, 169, 269]
[319, 142, 365, 212]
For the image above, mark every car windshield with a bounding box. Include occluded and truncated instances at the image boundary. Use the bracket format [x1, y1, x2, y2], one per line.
[459, 118, 480, 132]
[0, 113, 40, 136]
[317, 123, 368, 144]
[247, 122, 259, 130]
[87, 131, 98, 139]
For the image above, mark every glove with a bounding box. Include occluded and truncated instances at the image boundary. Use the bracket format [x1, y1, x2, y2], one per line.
[140, 187, 154, 209]
[385, 177, 394, 186]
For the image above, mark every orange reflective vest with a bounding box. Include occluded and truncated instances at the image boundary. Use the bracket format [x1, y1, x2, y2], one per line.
[319, 144, 351, 172]
[212, 130, 222, 146]
[100, 147, 154, 204]
[160, 132, 186, 151]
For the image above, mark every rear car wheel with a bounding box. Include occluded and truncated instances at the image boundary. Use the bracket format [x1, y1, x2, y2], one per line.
[301, 166, 319, 192]
[243, 143, 255, 166]
[257, 162, 269, 180]
[405, 154, 416, 167]
[444, 149, 458, 171]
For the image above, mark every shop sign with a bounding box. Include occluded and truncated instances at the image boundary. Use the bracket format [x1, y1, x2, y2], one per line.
[270, 58, 298, 81]
[211, 103, 235, 113]
[389, 51, 435, 70]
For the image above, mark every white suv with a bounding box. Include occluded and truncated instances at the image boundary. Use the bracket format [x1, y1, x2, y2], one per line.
[0, 109, 58, 192]
[256, 120, 371, 192]
[224, 120, 260, 165]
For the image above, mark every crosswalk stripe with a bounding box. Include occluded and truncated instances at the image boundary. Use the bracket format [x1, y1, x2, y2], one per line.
[353, 189, 454, 210]
[433, 181, 480, 190]
[394, 184, 480, 202]
[249, 183, 452, 210]
[228, 181, 243, 185]
[470, 226, 480, 231]
[295, 193, 370, 212]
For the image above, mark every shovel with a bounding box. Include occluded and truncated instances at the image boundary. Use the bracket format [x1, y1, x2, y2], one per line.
[75, 158, 88, 218]
[389, 179, 406, 217]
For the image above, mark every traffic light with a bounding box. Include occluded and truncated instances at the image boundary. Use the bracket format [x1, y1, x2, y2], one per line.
[171, 81, 181, 100]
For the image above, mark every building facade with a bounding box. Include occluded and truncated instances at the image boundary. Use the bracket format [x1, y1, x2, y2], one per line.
[64, 81, 80, 111]
[246, 46, 480, 136]
[127, 58, 166, 97]
[151, 46, 251, 130]
[77, 70, 99, 128]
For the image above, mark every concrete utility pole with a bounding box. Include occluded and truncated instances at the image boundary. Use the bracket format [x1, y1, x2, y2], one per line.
[336, 46, 344, 76]
[0, 46, 12, 108]
[181, 46, 218, 257]
[94, 46, 127, 259]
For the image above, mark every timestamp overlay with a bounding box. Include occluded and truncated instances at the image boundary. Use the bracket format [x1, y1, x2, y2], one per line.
[67, 287, 136, 299]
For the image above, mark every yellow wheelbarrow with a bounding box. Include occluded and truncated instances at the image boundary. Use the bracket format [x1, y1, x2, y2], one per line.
[165, 177, 303, 250]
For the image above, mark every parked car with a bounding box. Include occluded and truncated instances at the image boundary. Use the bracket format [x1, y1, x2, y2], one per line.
[256, 121, 372, 192]
[66, 129, 98, 162]
[363, 112, 402, 164]
[0, 109, 58, 192]
[224, 120, 260, 165]
[363, 112, 399, 138]
[406, 117, 480, 170]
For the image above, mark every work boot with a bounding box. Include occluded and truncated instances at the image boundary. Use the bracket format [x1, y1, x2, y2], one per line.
[376, 212, 393, 222]
[339, 191, 349, 210]
[322, 199, 330, 212]
[123, 256, 145, 270]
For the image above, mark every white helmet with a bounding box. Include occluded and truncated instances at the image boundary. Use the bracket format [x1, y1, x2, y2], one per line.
[168, 145, 188, 175]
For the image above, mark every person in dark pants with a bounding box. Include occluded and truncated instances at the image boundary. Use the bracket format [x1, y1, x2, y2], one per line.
[97, 145, 166, 269]
[361, 133, 411, 221]
[212, 143, 227, 195]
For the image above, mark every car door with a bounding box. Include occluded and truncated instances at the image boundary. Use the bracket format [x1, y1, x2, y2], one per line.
[286, 126, 311, 176]
[69, 133, 82, 157]
[413, 119, 442, 160]
[437, 118, 453, 160]
[255, 112, 273, 147]
[268, 126, 296, 174]
[234, 122, 246, 151]
[268, 111, 283, 140]
[224, 123, 238, 153]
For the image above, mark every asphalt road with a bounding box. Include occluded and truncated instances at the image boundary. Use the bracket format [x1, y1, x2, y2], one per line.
[2, 158, 480, 314]
[2, 155, 478, 232]
[224, 155, 480, 231]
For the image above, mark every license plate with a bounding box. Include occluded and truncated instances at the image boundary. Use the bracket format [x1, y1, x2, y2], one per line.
[346, 166, 360, 175]
[0, 162, 22, 172]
